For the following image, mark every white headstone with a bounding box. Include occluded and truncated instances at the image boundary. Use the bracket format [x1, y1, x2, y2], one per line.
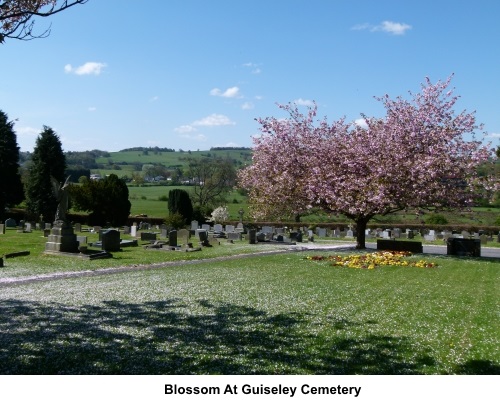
[191, 220, 199, 230]
[214, 224, 223, 233]
[131, 225, 137, 237]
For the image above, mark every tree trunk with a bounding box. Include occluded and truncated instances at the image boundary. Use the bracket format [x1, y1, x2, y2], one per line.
[355, 217, 369, 249]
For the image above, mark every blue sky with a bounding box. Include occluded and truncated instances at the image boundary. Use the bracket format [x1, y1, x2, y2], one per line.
[1, 0, 499, 152]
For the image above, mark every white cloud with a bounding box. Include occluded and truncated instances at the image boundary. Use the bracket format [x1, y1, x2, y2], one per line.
[486, 132, 500, 138]
[242, 62, 262, 74]
[174, 125, 197, 134]
[354, 118, 368, 129]
[15, 126, 39, 137]
[192, 114, 235, 127]
[180, 133, 207, 141]
[241, 102, 254, 110]
[210, 86, 241, 98]
[351, 20, 412, 35]
[88, 107, 97, 112]
[294, 98, 315, 106]
[64, 62, 107, 75]
[150, 96, 159, 102]
[378, 21, 412, 35]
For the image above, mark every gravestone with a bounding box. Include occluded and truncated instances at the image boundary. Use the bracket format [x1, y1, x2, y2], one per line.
[346, 229, 354, 238]
[316, 228, 327, 237]
[123, 226, 130, 235]
[177, 229, 190, 246]
[141, 232, 156, 241]
[248, 229, 256, 244]
[442, 231, 452, 241]
[0, 224, 4, 234]
[169, 230, 178, 247]
[392, 228, 401, 238]
[225, 224, 235, 233]
[25, 223, 32, 233]
[131, 225, 137, 237]
[198, 229, 208, 242]
[45, 222, 79, 253]
[227, 232, 242, 241]
[480, 234, 488, 245]
[160, 227, 168, 239]
[214, 224, 223, 233]
[424, 233, 436, 242]
[236, 222, 244, 232]
[257, 232, 266, 242]
[377, 239, 423, 253]
[77, 235, 88, 246]
[447, 238, 480, 257]
[262, 226, 274, 234]
[74, 223, 82, 233]
[5, 218, 16, 227]
[201, 224, 211, 232]
[45, 223, 52, 230]
[333, 228, 341, 238]
[101, 229, 121, 252]
[191, 220, 199, 230]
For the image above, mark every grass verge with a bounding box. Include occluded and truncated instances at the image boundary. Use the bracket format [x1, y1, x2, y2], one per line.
[0, 250, 498, 375]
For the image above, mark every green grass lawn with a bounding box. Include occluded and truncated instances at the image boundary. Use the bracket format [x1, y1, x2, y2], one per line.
[0, 229, 498, 375]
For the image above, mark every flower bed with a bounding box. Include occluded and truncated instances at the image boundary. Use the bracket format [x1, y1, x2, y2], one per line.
[305, 251, 438, 269]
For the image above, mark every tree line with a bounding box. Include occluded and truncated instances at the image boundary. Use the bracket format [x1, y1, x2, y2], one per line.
[0, 109, 239, 226]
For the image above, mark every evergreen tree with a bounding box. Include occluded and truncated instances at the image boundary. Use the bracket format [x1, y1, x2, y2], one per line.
[25, 126, 66, 222]
[70, 174, 131, 226]
[0, 110, 24, 220]
[168, 189, 193, 224]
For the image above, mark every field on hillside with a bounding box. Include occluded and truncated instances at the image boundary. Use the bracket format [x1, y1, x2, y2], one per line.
[94, 149, 253, 175]
[124, 184, 500, 226]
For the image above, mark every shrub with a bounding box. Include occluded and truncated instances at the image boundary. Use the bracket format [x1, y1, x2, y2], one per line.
[164, 212, 186, 229]
[426, 214, 449, 225]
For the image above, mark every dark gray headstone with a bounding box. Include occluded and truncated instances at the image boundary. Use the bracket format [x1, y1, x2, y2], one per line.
[169, 230, 178, 247]
[5, 218, 16, 227]
[141, 232, 157, 241]
[101, 229, 121, 252]
[248, 229, 256, 244]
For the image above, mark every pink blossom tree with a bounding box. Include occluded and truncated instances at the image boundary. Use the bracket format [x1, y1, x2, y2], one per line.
[238, 76, 496, 249]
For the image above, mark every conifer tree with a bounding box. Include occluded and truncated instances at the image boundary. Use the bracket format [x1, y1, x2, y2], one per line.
[25, 126, 66, 222]
[0, 110, 24, 220]
[168, 189, 193, 224]
[70, 174, 131, 226]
